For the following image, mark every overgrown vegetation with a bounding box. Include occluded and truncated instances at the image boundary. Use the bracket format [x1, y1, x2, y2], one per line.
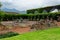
[27, 5, 60, 14]
[0, 32, 19, 39]
[0, 12, 60, 21]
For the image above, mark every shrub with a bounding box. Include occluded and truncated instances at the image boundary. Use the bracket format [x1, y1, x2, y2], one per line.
[0, 11, 60, 21]
[0, 32, 19, 39]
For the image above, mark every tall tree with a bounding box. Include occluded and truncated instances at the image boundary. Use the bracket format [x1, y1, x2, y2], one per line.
[0, 2, 2, 8]
[0, 2, 2, 24]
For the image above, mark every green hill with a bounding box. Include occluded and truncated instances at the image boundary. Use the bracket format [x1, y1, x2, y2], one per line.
[0, 28, 60, 40]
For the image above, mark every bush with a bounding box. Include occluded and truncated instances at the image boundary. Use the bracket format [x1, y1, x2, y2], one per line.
[0, 32, 19, 39]
[0, 11, 60, 21]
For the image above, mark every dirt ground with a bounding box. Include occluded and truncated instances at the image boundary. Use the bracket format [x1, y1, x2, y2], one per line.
[0, 21, 60, 34]
[56, 22, 60, 26]
[11, 26, 30, 34]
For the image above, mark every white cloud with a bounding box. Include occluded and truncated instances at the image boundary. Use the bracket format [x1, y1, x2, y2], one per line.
[0, 0, 60, 11]
[0, 0, 12, 2]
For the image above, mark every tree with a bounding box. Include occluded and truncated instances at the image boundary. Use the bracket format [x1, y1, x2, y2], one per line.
[0, 2, 2, 25]
[0, 2, 2, 7]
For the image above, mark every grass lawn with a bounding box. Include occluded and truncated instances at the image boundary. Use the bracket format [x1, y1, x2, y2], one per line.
[0, 28, 60, 40]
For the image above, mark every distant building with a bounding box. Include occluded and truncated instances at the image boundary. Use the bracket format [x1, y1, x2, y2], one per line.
[27, 5, 60, 14]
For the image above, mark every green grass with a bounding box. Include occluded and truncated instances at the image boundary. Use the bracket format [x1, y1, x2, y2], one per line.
[0, 28, 60, 40]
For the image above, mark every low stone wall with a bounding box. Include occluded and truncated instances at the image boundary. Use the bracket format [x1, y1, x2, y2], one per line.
[0, 21, 60, 34]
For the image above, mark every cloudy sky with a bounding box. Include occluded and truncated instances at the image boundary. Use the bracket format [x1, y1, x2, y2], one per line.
[0, 0, 60, 11]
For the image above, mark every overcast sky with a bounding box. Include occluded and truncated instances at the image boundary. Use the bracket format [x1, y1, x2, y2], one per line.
[0, 0, 60, 11]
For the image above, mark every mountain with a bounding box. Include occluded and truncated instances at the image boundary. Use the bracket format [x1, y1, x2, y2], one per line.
[19, 11, 26, 14]
[1, 8, 26, 14]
